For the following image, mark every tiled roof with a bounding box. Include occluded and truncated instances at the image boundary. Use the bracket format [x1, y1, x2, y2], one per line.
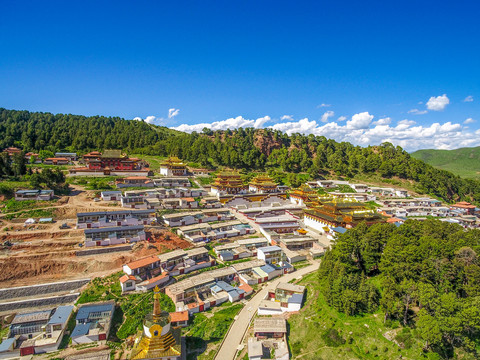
[169, 311, 189, 322]
[125, 255, 159, 270]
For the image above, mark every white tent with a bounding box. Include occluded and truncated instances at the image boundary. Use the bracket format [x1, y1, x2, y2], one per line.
[24, 218, 36, 225]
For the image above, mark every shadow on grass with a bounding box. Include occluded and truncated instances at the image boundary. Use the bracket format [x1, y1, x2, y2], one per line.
[186, 336, 222, 360]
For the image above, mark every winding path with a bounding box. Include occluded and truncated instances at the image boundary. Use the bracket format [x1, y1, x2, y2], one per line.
[214, 261, 320, 360]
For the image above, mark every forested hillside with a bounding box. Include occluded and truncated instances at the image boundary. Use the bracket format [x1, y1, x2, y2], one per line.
[0, 108, 176, 151]
[318, 220, 480, 359]
[412, 147, 480, 180]
[2, 108, 480, 204]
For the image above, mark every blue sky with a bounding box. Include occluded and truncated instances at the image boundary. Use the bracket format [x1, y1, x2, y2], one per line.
[1, 1, 479, 151]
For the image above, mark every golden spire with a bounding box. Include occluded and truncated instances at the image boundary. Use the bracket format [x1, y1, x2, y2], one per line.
[153, 286, 161, 321]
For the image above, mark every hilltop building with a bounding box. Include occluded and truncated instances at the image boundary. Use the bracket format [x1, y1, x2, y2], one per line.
[248, 175, 279, 194]
[130, 286, 182, 360]
[160, 156, 187, 176]
[69, 150, 149, 176]
[3, 147, 22, 156]
[210, 171, 248, 196]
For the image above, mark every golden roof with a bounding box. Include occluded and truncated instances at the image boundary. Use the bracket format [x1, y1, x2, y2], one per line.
[129, 286, 182, 359]
[160, 156, 186, 168]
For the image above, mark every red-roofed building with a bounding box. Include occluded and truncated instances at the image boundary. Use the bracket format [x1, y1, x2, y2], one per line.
[451, 202, 477, 215]
[3, 147, 22, 156]
[44, 157, 69, 165]
[123, 255, 161, 278]
[169, 311, 189, 327]
[136, 273, 170, 292]
[119, 275, 137, 292]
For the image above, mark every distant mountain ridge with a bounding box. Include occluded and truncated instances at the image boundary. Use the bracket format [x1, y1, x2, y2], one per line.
[411, 147, 480, 180]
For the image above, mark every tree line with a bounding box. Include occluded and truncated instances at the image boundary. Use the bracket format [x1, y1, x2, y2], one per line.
[319, 220, 480, 358]
[2, 108, 480, 204]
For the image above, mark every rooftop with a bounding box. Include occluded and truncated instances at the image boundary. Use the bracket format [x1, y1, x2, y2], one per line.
[276, 282, 305, 293]
[48, 305, 74, 325]
[76, 302, 114, 321]
[11, 309, 52, 324]
[125, 255, 159, 270]
[254, 317, 287, 333]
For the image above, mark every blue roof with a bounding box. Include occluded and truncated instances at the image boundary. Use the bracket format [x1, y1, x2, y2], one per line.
[39, 218, 53, 222]
[0, 338, 15, 352]
[76, 303, 114, 321]
[260, 264, 276, 274]
[210, 285, 223, 293]
[48, 305, 74, 325]
[71, 323, 92, 337]
[332, 227, 347, 234]
[16, 189, 39, 194]
[216, 281, 235, 292]
[288, 293, 303, 304]
[258, 245, 282, 253]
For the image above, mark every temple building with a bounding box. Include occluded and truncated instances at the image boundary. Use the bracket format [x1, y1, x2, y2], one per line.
[69, 150, 149, 176]
[289, 185, 317, 206]
[160, 157, 187, 176]
[210, 171, 248, 196]
[248, 175, 279, 194]
[304, 197, 385, 233]
[85, 150, 140, 171]
[130, 286, 182, 360]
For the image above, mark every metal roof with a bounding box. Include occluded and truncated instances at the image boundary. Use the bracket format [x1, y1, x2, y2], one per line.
[0, 338, 15, 352]
[48, 305, 74, 325]
[71, 323, 92, 337]
[257, 245, 282, 253]
[76, 303, 114, 321]
[84, 225, 144, 234]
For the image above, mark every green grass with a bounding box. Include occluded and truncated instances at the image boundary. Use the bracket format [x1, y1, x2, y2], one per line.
[1, 198, 56, 213]
[287, 272, 429, 360]
[411, 146, 480, 180]
[0, 180, 33, 196]
[76, 272, 175, 342]
[130, 154, 167, 173]
[185, 303, 244, 360]
[4, 208, 55, 220]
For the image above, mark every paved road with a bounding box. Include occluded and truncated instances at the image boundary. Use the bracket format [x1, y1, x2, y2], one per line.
[214, 261, 320, 360]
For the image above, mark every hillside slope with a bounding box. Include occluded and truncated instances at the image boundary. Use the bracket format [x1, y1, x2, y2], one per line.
[411, 147, 480, 179]
[2, 107, 480, 204]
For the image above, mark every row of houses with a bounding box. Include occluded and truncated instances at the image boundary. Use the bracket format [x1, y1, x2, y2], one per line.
[0, 306, 74, 358]
[175, 220, 255, 243]
[119, 247, 215, 292]
[120, 188, 205, 209]
[162, 209, 234, 227]
[14, 189, 54, 201]
[115, 176, 191, 189]
[306, 180, 409, 198]
[76, 209, 157, 229]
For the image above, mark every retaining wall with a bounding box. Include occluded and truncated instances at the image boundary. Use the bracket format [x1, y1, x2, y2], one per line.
[0, 279, 90, 301]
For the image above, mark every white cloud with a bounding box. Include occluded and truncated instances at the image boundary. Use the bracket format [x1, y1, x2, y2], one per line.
[337, 116, 347, 122]
[408, 108, 428, 115]
[464, 95, 474, 102]
[134, 115, 161, 124]
[281, 115, 293, 121]
[373, 117, 392, 125]
[426, 94, 450, 111]
[464, 118, 475, 124]
[172, 115, 271, 133]
[168, 108, 180, 119]
[317, 103, 331, 108]
[397, 119, 416, 126]
[172, 112, 477, 151]
[347, 112, 374, 129]
[320, 111, 335, 123]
